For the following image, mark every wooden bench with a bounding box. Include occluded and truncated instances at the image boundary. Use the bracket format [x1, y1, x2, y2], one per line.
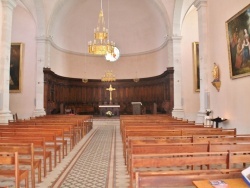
[0, 152, 29, 188]
[123, 128, 236, 160]
[0, 143, 41, 188]
[18, 120, 83, 146]
[127, 142, 250, 173]
[126, 134, 250, 161]
[122, 125, 214, 144]
[7, 124, 72, 154]
[122, 126, 216, 147]
[0, 131, 60, 168]
[193, 134, 250, 143]
[135, 169, 242, 188]
[27, 115, 93, 139]
[0, 137, 52, 177]
[0, 127, 66, 159]
[120, 116, 192, 134]
[130, 150, 250, 187]
[124, 135, 193, 164]
[33, 115, 93, 136]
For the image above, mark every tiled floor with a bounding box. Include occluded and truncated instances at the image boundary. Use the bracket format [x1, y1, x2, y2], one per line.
[0, 118, 198, 188]
[36, 118, 130, 188]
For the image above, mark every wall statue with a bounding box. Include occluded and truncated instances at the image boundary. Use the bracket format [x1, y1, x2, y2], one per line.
[211, 63, 221, 91]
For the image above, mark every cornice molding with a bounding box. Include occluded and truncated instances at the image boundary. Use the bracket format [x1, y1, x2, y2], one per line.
[48, 37, 169, 57]
[194, 0, 207, 10]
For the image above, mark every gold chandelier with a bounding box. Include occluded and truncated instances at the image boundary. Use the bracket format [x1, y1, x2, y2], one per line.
[101, 70, 116, 82]
[88, 0, 115, 55]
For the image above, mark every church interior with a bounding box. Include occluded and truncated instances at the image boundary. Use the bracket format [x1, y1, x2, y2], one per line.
[1, 0, 250, 187]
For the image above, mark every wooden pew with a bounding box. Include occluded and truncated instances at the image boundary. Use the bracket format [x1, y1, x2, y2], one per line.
[121, 126, 216, 149]
[33, 115, 93, 136]
[121, 125, 214, 144]
[124, 136, 193, 165]
[0, 152, 29, 188]
[32, 111, 93, 140]
[126, 134, 250, 160]
[181, 128, 236, 136]
[0, 143, 41, 188]
[127, 142, 250, 172]
[0, 132, 60, 168]
[193, 134, 250, 143]
[13, 120, 82, 148]
[135, 169, 242, 188]
[120, 116, 192, 134]
[123, 128, 236, 160]
[0, 127, 66, 159]
[0, 137, 52, 177]
[130, 151, 250, 187]
[122, 129, 182, 160]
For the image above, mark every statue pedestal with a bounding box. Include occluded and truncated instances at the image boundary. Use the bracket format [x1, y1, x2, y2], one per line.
[204, 115, 213, 126]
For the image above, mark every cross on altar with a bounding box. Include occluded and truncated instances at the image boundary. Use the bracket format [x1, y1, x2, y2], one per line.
[106, 84, 116, 102]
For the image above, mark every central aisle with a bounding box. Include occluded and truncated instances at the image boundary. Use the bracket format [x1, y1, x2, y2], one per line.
[37, 118, 129, 188]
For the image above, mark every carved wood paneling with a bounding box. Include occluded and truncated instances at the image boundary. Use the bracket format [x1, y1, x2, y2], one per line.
[43, 68, 174, 115]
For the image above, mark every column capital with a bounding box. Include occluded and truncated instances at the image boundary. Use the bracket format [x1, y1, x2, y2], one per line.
[36, 35, 53, 42]
[1, 0, 17, 10]
[194, 0, 207, 10]
[171, 35, 182, 41]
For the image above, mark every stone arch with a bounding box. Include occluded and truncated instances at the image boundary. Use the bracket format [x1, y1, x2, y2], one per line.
[172, 0, 195, 36]
[47, 0, 172, 55]
[33, 0, 46, 37]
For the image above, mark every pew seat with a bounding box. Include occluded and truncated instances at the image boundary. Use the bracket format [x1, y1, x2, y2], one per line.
[0, 152, 29, 188]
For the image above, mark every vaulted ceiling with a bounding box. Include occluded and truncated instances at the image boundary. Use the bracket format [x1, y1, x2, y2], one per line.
[18, 0, 193, 56]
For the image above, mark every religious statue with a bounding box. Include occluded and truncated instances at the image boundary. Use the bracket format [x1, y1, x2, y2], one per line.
[106, 84, 116, 103]
[212, 63, 219, 81]
[211, 63, 221, 92]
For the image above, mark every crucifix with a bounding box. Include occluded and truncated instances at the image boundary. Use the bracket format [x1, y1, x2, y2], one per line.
[106, 84, 116, 102]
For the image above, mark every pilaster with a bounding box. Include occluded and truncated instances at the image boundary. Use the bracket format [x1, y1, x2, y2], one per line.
[194, 0, 209, 124]
[32, 36, 50, 117]
[0, 0, 17, 123]
[171, 36, 184, 118]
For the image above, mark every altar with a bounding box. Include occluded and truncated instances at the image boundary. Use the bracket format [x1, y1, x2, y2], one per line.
[99, 105, 120, 116]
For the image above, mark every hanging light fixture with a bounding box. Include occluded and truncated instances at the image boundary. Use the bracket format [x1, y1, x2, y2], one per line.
[88, 0, 115, 55]
[101, 70, 116, 82]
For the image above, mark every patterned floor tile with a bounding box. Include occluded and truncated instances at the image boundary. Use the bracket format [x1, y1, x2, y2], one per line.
[34, 119, 130, 188]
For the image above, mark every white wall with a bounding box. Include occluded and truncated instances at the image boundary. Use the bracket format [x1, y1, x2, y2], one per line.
[50, 45, 169, 80]
[207, 0, 250, 133]
[180, 0, 250, 134]
[181, 7, 200, 121]
[10, 5, 36, 119]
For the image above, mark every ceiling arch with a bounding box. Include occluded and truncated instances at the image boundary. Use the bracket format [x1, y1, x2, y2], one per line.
[16, 0, 189, 57]
[47, 0, 172, 56]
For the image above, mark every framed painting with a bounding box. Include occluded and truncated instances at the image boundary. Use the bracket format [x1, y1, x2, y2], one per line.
[10, 43, 23, 93]
[192, 42, 200, 92]
[226, 4, 250, 79]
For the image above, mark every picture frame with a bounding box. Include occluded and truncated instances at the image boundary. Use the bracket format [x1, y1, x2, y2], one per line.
[226, 4, 250, 79]
[10, 43, 23, 93]
[192, 42, 200, 92]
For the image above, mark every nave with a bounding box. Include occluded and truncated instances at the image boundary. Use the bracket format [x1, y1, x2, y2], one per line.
[1, 115, 249, 188]
[36, 119, 130, 188]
